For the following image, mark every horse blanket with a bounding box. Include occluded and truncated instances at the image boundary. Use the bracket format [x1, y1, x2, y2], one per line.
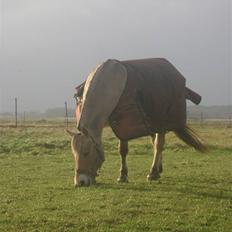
[76, 58, 201, 142]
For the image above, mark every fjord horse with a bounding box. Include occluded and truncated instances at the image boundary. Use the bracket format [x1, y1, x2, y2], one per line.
[67, 58, 207, 187]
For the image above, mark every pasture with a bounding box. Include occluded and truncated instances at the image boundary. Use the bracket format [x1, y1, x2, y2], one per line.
[0, 121, 231, 232]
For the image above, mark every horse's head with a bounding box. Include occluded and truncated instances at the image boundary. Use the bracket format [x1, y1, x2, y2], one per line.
[66, 129, 104, 187]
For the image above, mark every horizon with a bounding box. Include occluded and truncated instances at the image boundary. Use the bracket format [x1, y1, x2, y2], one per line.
[0, 104, 232, 116]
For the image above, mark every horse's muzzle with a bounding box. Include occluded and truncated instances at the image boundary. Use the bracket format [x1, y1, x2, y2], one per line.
[75, 174, 95, 187]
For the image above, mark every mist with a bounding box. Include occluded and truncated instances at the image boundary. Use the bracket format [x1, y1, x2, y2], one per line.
[0, 0, 231, 113]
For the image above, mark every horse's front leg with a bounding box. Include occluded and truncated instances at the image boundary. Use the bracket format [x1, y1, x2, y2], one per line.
[117, 140, 129, 183]
[147, 132, 165, 181]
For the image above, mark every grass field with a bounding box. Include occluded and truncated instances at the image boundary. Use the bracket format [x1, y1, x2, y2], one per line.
[0, 122, 232, 232]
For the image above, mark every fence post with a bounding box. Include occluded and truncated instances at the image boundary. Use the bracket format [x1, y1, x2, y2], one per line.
[15, 97, 18, 127]
[228, 115, 232, 128]
[65, 101, 68, 128]
[23, 111, 26, 124]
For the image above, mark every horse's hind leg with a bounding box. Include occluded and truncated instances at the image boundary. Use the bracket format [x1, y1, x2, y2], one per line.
[147, 132, 165, 181]
[117, 140, 128, 183]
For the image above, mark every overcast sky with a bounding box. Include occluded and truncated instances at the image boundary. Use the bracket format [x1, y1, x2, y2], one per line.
[0, 0, 231, 113]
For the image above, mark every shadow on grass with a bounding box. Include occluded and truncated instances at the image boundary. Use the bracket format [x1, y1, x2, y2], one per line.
[52, 178, 232, 204]
[160, 177, 232, 201]
[92, 176, 232, 201]
[175, 186, 232, 200]
[94, 181, 160, 192]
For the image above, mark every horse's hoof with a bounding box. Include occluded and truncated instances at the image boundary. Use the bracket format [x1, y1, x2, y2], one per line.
[117, 176, 128, 183]
[147, 173, 160, 181]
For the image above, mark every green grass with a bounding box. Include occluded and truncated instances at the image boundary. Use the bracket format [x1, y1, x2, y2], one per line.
[0, 123, 232, 232]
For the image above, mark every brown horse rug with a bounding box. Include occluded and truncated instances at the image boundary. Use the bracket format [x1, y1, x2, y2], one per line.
[76, 58, 201, 142]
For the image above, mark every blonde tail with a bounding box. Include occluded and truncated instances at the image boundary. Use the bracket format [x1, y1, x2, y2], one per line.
[174, 126, 208, 153]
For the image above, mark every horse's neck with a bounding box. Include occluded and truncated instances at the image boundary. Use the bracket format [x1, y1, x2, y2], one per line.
[91, 128, 103, 147]
[78, 117, 106, 146]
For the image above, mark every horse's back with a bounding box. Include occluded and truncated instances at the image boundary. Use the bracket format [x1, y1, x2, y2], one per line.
[109, 58, 187, 140]
[75, 58, 201, 141]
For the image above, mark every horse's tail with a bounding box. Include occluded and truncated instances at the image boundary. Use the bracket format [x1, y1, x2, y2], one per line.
[174, 125, 208, 153]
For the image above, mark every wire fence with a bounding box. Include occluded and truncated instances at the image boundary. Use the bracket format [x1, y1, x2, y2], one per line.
[0, 111, 231, 129]
[0, 97, 231, 128]
[0, 99, 76, 128]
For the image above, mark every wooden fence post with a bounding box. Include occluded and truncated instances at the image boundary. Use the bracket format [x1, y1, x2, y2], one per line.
[15, 97, 18, 127]
[65, 101, 68, 128]
[23, 111, 26, 124]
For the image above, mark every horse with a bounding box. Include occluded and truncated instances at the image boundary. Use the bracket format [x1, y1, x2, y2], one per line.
[66, 58, 207, 187]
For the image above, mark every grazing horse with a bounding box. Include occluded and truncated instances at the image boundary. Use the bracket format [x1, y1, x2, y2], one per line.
[67, 58, 207, 187]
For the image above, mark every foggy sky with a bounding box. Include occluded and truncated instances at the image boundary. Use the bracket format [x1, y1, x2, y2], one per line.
[0, 0, 231, 113]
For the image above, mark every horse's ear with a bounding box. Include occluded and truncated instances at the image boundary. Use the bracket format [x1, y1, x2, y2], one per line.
[65, 129, 76, 137]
